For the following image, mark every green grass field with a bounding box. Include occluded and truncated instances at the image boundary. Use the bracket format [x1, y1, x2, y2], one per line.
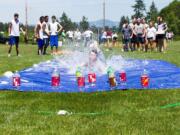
[0, 42, 180, 135]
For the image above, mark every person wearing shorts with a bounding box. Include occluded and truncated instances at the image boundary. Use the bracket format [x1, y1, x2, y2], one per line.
[112, 31, 118, 47]
[35, 16, 44, 55]
[74, 29, 82, 46]
[147, 21, 156, 52]
[83, 29, 93, 46]
[129, 21, 137, 51]
[156, 17, 168, 52]
[107, 29, 112, 48]
[8, 13, 24, 57]
[66, 30, 74, 45]
[122, 21, 132, 52]
[135, 18, 145, 51]
[42, 16, 50, 55]
[49, 16, 63, 55]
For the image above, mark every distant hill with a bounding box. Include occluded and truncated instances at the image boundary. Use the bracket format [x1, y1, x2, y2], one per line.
[89, 19, 119, 27]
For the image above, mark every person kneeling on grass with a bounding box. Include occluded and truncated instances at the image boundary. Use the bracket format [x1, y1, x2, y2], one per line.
[49, 16, 63, 55]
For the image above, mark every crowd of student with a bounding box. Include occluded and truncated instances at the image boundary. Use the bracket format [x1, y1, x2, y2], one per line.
[7, 13, 174, 57]
[121, 17, 172, 53]
[99, 29, 118, 48]
[34, 15, 95, 55]
[7, 13, 95, 56]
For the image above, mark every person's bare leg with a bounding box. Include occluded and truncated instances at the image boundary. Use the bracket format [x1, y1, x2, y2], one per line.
[56, 47, 58, 54]
[8, 45, 12, 56]
[51, 46, 53, 55]
[38, 48, 42, 55]
[164, 39, 167, 51]
[151, 41, 156, 51]
[15, 43, 19, 56]
[138, 43, 141, 51]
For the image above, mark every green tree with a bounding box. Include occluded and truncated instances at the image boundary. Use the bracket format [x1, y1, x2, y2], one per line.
[79, 16, 89, 31]
[132, 0, 146, 18]
[60, 12, 77, 31]
[159, 0, 180, 35]
[0, 22, 8, 32]
[147, 1, 158, 21]
[119, 16, 126, 31]
[90, 25, 98, 33]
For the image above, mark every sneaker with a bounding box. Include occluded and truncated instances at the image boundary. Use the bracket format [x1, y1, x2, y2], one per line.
[17, 54, 22, 57]
[8, 54, 11, 57]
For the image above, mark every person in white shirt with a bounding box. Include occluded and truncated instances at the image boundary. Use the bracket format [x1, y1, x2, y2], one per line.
[35, 16, 45, 55]
[42, 16, 50, 55]
[146, 21, 156, 52]
[135, 18, 145, 51]
[166, 32, 174, 43]
[141, 18, 149, 47]
[156, 16, 168, 52]
[49, 16, 63, 55]
[84, 29, 93, 46]
[8, 13, 24, 57]
[66, 30, 74, 43]
[112, 31, 118, 47]
[74, 29, 81, 46]
[129, 19, 137, 51]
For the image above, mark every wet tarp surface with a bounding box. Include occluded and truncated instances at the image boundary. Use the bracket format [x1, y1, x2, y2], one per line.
[0, 59, 180, 93]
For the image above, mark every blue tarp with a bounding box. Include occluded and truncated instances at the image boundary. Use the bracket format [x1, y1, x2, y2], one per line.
[0, 59, 180, 93]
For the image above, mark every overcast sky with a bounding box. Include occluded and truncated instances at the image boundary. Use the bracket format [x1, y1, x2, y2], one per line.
[0, 0, 173, 24]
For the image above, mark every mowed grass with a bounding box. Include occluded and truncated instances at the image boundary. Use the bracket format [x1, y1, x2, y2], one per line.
[0, 90, 179, 135]
[0, 41, 180, 135]
[102, 41, 180, 66]
[0, 44, 52, 75]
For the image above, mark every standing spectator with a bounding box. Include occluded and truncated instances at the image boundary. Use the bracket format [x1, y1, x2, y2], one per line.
[74, 29, 82, 46]
[129, 18, 137, 51]
[61, 29, 66, 43]
[66, 30, 74, 45]
[156, 16, 168, 52]
[112, 31, 118, 47]
[42, 16, 50, 55]
[107, 29, 112, 48]
[101, 30, 107, 46]
[135, 18, 145, 51]
[146, 21, 156, 52]
[141, 18, 149, 51]
[49, 16, 63, 55]
[35, 16, 44, 55]
[122, 20, 132, 52]
[83, 28, 93, 46]
[8, 13, 24, 57]
[166, 31, 174, 44]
